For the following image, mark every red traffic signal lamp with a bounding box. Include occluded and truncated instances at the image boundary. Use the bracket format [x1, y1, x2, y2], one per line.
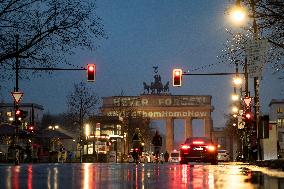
[244, 111, 253, 121]
[27, 125, 35, 133]
[15, 109, 21, 116]
[87, 64, 96, 82]
[15, 109, 27, 120]
[172, 68, 182, 87]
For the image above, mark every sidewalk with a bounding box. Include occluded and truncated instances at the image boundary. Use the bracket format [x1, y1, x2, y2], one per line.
[252, 159, 284, 171]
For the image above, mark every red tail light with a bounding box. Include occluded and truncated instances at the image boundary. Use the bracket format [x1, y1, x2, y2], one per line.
[134, 148, 139, 151]
[206, 145, 216, 151]
[193, 141, 204, 145]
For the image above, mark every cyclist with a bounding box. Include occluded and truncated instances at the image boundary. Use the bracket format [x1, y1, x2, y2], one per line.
[132, 128, 143, 163]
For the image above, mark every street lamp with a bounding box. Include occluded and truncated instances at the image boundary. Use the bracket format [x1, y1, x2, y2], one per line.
[229, 0, 262, 161]
[231, 93, 239, 101]
[48, 125, 59, 151]
[229, 0, 247, 26]
[232, 76, 242, 87]
[232, 106, 239, 114]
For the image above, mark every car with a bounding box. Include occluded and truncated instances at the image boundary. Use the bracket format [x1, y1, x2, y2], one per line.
[127, 154, 134, 163]
[169, 150, 180, 163]
[179, 137, 218, 165]
[217, 150, 230, 162]
[140, 152, 151, 163]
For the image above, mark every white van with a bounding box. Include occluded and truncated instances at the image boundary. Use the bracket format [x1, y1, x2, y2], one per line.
[169, 150, 180, 163]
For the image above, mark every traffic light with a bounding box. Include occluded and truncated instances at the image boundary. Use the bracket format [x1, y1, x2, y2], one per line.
[244, 111, 253, 121]
[87, 64, 96, 81]
[172, 68, 182, 87]
[15, 109, 23, 120]
[27, 125, 35, 133]
[15, 109, 27, 120]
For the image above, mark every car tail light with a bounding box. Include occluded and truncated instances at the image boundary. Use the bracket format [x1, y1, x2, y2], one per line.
[128, 155, 131, 158]
[134, 148, 139, 151]
[193, 141, 204, 145]
[181, 145, 190, 150]
[206, 145, 216, 151]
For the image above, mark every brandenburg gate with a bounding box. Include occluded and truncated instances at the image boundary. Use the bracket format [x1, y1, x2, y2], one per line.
[100, 94, 214, 153]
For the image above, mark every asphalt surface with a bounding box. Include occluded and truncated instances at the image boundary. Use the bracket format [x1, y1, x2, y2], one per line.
[1, 162, 284, 189]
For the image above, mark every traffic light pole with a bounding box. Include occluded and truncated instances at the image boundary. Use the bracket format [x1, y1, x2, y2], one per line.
[13, 35, 21, 165]
[12, 35, 89, 165]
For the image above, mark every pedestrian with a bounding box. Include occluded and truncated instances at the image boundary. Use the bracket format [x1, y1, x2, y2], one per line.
[164, 151, 169, 162]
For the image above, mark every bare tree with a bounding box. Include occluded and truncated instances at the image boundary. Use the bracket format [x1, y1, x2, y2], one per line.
[0, 0, 107, 80]
[226, 1, 284, 75]
[66, 81, 99, 127]
[253, 1, 284, 49]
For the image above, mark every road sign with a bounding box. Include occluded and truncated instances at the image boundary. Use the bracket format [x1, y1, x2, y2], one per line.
[238, 121, 245, 129]
[11, 91, 24, 103]
[243, 97, 252, 108]
[245, 39, 269, 78]
[238, 116, 245, 129]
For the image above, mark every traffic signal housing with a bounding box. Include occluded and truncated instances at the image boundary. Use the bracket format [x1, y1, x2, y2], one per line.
[27, 125, 35, 133]
[244, 111, 253, 122]
[87, 64, 96, 82]
[172, 68, 182, 87]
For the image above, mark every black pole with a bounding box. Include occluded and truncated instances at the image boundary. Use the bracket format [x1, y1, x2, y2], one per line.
[15, 35, 19, 92]
[244, 57, 249, 97]
[14, 34, 20, 165]
[250, 0, 261, 161]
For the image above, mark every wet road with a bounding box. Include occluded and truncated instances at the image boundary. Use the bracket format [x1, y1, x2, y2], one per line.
[1, 162, 284, 189]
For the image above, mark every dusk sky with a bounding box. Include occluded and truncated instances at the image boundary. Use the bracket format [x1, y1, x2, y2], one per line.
[1, 1, 283, 140]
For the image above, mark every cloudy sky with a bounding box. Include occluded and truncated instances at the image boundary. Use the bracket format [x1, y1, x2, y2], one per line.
[1, 0, 283, 143]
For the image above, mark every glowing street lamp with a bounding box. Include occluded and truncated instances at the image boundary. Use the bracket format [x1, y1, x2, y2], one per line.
[48, 125, 59, 130]
[229, 0, 247, 25]
[233, 76, 242, 87]
[48, 125, 59, 151]
[232, 106, 239, 114]
[231, 93, 239, 101]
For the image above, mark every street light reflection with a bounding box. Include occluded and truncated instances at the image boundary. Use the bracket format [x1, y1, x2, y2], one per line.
[27, 165, 33, 189]
[47, 167, 58, 189]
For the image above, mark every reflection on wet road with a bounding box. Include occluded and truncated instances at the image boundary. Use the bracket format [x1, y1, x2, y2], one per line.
[1, 163, 284, 189]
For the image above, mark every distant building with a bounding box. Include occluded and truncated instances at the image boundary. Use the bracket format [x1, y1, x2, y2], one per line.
[269, 99, 284, 158]
[0, 103, 44, 129]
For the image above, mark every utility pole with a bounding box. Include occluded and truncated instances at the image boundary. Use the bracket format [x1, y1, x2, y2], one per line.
[14, 34, 20, 165]
[250, 0, 261, 161]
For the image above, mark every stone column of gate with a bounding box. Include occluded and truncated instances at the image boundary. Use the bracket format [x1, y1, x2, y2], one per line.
[184, 118, 193, 140]
[165, 118, 174, 153]
[204, 117, 213, 138]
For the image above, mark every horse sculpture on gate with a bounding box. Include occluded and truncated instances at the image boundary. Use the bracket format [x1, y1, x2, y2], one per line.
[142, 67, 170, 95]
[143, 82, 150, 94]
[163, 81, 169, 93]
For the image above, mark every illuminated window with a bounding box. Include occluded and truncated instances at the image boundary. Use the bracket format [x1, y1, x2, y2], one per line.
[278, 118, 284, 128]
[277, 107, 283, 113]
[6, 112, 12, 117]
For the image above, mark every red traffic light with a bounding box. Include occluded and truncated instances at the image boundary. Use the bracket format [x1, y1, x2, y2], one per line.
[245, 112, 253, 120]
[173, 68, 182, 87]
[27, 125, 35, 133]
[87, 64, 96, 81]
[15, 109, 21, 116]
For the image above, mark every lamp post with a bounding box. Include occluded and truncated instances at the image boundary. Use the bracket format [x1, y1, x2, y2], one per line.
[230, 0, 262, 161]
[48, 125, 59, 151]
[84, 123, 90, 161]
